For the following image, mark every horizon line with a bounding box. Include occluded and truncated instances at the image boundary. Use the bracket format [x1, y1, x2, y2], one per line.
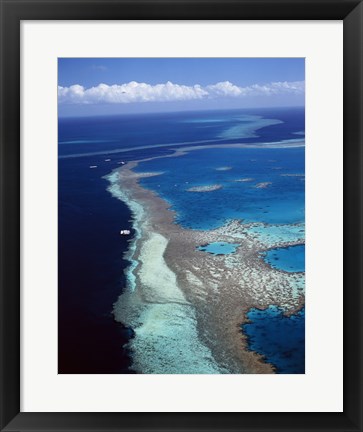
[58, 105, 305, 120]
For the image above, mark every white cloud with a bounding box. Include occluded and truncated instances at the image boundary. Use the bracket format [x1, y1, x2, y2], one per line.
[206, 81, 245, 97]
[248, 81, 305, 95]
[58, 80, 304, 104]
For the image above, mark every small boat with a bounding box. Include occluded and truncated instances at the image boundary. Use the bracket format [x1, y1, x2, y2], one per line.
[120, 229, 131, 235]
[89, 165, 97, 169]
[105, 159, 111, 162]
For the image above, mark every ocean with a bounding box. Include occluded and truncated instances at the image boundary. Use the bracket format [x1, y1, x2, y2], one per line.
[134, 146, 304, 229]
[58, 107, 305, 374]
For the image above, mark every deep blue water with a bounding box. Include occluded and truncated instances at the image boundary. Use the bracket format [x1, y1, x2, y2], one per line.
[58, 107, 304, 158]
[58, 156, 137, 373]
[58, 107, 305, 373]
[242, 306, 305, 374]
[263, 244, 305, 273]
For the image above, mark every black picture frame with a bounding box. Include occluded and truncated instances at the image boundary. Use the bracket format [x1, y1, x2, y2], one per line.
[1, 1, 362, 431]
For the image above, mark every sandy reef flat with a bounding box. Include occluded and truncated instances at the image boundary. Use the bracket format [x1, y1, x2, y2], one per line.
[106, 146, 305, 374]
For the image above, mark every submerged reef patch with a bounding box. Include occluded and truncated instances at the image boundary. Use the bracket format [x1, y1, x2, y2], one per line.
[255, 182, 272, 189]
[215, 166, 232, 171]
[234, 178, 255, 182]
[186, 184, 223, 192]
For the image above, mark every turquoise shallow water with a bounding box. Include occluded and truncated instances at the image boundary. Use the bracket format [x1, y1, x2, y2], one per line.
[197, 242, 240, 255]
[136, 146, 305, 230]
[248, 223, 305, 246]
[263, 244, 305, 273]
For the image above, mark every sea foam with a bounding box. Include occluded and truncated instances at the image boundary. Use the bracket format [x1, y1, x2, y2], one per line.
[104, 170, 144, 292]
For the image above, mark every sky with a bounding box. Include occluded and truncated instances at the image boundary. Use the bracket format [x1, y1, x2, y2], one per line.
[58, 58, 305, 117]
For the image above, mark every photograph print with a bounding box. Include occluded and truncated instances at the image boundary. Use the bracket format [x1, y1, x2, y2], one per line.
[58, 58, 305, 374]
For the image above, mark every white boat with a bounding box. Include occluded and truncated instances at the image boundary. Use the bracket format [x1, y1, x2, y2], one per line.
[89, 165, 97, 169]
[120, 229, 131, 235]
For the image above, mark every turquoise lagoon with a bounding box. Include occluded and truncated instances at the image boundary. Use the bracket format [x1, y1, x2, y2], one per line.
[197, 242, 240, 255]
